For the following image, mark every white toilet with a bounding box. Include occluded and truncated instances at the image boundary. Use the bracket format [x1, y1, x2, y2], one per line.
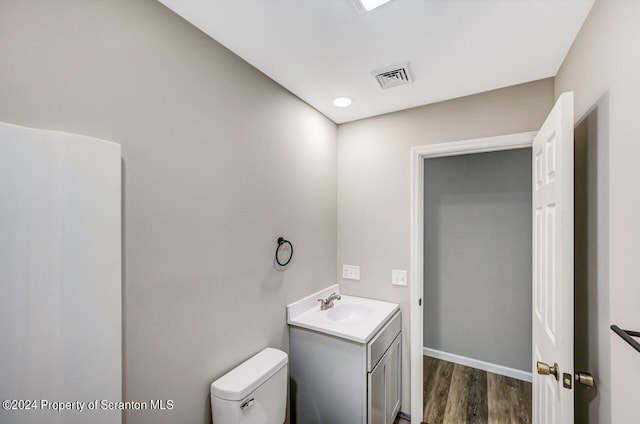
[210, 347, 288, 424]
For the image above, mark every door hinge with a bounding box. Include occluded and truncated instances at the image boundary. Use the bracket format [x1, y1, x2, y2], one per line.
[419, 298, 422, 306]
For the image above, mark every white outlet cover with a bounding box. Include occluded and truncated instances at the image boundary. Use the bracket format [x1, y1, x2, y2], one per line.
[342, 264, 360, 281]
[391, 269, 407, 286]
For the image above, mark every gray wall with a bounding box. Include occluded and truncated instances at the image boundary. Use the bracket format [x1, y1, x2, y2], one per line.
[423, 149, 532, 372]
[556, 0, 640, 422]
[337, 78, 554, 412]
[0, 1, 337, 423]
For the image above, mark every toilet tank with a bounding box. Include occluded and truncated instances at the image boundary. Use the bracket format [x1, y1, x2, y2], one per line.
[210, 347, 288, 424]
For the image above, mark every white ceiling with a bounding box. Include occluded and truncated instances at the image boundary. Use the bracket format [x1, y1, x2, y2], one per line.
[158, 0, 594, 124]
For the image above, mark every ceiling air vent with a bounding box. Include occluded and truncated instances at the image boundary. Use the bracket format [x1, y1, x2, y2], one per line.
[372, 62, 412, 90]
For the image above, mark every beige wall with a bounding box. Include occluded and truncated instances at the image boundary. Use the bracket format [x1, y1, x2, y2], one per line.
[337, 78, 554, 413]
[0, 1, 336, 423]
[556, 0, 640, 422]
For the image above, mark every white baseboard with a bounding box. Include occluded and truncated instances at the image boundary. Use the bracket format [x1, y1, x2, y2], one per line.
[423, 347, 532, 382]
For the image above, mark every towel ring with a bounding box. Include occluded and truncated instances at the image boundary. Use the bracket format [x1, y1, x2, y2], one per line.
[275, 237, 293, 267]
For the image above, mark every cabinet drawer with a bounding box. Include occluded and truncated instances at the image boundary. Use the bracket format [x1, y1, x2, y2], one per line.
[367, 311, 401, 372]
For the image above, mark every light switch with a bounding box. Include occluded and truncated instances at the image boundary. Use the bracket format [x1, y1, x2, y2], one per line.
[392, 269, 407, 286]
[342, 264, 360, 281]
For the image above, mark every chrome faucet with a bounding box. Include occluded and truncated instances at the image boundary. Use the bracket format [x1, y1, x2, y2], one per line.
[318, 293, 341, 310]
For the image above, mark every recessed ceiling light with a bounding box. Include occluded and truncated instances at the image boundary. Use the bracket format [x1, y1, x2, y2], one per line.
[351, 0, 393, 12]
[333, 97, 353, 108]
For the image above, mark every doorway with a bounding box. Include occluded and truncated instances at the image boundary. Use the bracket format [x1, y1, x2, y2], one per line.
[411, 93, 579, 423]
[408, 132, 537, 422]
[574, 103, 608, 423]
[421, 148, 533, 423]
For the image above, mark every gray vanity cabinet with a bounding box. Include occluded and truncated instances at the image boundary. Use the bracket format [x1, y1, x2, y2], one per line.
[289, 311, 401, 424]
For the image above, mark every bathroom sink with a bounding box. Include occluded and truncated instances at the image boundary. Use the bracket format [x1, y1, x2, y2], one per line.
[286, 284, 399, 343]
[326, 303, 371, 323]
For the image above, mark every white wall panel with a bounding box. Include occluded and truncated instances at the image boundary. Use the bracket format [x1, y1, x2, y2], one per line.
[0, 122, 121, 424]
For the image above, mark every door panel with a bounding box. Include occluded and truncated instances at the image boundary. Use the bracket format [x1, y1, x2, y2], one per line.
[532, 92, 574, 423]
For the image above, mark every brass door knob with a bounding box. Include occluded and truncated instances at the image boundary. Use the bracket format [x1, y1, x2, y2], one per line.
[536, 361, 559, 380]
[575, 372, 595, 388]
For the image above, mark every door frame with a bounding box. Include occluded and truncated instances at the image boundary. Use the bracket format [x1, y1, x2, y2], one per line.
[409, 131, 537, 423]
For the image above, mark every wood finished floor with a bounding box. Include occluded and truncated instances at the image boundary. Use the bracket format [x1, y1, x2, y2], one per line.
[422, 356, 531, 424]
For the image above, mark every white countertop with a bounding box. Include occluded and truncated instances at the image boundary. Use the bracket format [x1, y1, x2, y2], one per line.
[286, 284, 400, 343]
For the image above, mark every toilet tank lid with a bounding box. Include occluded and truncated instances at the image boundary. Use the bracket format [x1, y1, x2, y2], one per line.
[210, 347, 288, 401]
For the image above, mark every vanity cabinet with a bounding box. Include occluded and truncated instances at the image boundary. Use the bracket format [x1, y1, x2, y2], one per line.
[289, 311, 401, 424]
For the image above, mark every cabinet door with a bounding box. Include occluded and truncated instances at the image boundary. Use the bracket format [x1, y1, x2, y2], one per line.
[369, 333, 402, 424]
[369, 357, 386, 424]
[385, 334, 401, 423]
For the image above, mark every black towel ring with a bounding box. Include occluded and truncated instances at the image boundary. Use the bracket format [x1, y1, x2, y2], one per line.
[275, 237, 293, 267]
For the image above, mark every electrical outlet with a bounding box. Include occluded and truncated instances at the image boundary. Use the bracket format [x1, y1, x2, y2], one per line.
[392, 269, 407, 286]
[342, 264, 360, 281]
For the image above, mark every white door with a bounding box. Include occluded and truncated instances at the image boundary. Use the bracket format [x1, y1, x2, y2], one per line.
[0, 122, 121, 424]
[532, 92, 574, 423]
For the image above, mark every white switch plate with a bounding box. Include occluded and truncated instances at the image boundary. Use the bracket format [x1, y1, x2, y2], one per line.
[391, 269, 407, 286]
[342, 264, 360, 280]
